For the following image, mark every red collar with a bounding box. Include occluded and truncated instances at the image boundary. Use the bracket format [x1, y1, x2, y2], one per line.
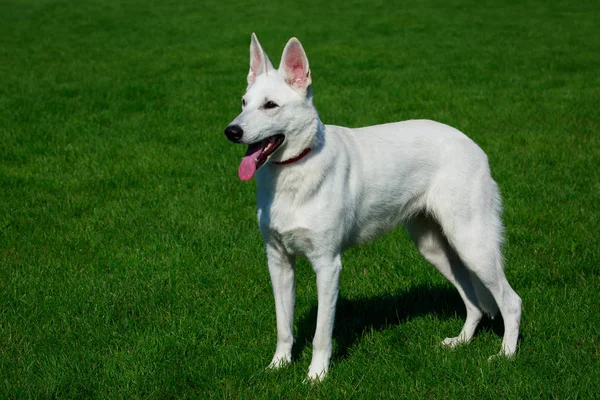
[272, 148, 312, 165]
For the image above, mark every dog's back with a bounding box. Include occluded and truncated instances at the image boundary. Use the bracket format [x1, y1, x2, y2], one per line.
[288, 119, 494, 246]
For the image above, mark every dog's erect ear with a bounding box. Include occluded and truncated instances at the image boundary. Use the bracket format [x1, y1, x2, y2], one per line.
[247, 33, 274, 86]
[279, 37, 311, 93]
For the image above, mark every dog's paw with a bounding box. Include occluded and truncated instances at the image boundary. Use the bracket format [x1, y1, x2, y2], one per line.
[304, 368, 327, 384]
[488, 346, 517, 362]
[441, 336, 467, 349]
[305, 360, 328, 383]
[267, 353, 292, 370]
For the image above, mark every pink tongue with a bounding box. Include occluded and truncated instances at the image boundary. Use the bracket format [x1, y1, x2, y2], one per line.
[238, 141, 266, 181]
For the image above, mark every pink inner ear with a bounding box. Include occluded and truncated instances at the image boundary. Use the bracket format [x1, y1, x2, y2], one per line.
[284, 46, 307, 87]
[251, 51, 262, 72]
[248, 44, 265, 85]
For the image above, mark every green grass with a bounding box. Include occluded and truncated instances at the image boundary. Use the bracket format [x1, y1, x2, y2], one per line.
[1, 0, 599, 397]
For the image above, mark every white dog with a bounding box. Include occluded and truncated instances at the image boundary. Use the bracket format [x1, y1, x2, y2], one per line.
[225, 34, 522, 382]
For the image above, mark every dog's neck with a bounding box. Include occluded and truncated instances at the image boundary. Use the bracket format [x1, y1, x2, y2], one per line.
[269, 102, 324, 163]
[256, 116, 326, 195]
[272, 147, 313, 165]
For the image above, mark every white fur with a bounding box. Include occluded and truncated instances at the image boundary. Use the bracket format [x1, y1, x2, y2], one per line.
[226, 34, 522, 382]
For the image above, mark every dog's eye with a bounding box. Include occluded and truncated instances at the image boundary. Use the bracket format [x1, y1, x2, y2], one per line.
[263, 101, 279, 110]
[242, 98, 247, 108]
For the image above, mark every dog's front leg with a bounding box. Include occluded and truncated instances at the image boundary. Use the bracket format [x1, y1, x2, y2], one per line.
[307, 253, 342, 382]
[266, 244, 296, 369]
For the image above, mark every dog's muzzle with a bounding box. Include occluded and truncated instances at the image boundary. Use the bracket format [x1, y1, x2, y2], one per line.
[224, 125, 243, 143]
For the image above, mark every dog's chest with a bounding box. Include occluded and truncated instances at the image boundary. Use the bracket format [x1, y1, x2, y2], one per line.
[258, 203, 315, 256]
[275, 227, 315, 256]
[257, 189, 321, 256]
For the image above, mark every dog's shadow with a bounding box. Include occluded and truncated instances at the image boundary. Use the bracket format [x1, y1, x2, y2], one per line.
[293, 284, 505, 361]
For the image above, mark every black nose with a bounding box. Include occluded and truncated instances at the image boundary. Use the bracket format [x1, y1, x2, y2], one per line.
[224, 125, 243, 142]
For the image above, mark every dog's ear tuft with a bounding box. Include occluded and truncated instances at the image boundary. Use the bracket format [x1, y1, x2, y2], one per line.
[247, 33, 274, 86]
[279, 37, 311, 93]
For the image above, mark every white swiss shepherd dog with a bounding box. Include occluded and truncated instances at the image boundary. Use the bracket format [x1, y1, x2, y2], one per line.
[225, 34, 522, 382]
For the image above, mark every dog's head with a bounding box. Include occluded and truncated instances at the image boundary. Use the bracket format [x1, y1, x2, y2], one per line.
[225, 34, 318, 181]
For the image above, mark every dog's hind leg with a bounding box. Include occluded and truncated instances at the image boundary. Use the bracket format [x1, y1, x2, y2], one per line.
[406, 215, 486, 348]
[449, 237, 521, 358]
[435, 185, 522, 358]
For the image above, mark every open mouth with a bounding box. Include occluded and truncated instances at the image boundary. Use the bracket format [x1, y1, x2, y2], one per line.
[238, 134, 285, 181]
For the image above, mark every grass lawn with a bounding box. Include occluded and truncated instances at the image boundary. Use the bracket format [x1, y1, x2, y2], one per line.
[1, 0, 599, 397]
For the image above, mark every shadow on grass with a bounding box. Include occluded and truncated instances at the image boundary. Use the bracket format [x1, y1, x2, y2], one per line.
[293, 284, 505, 362]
